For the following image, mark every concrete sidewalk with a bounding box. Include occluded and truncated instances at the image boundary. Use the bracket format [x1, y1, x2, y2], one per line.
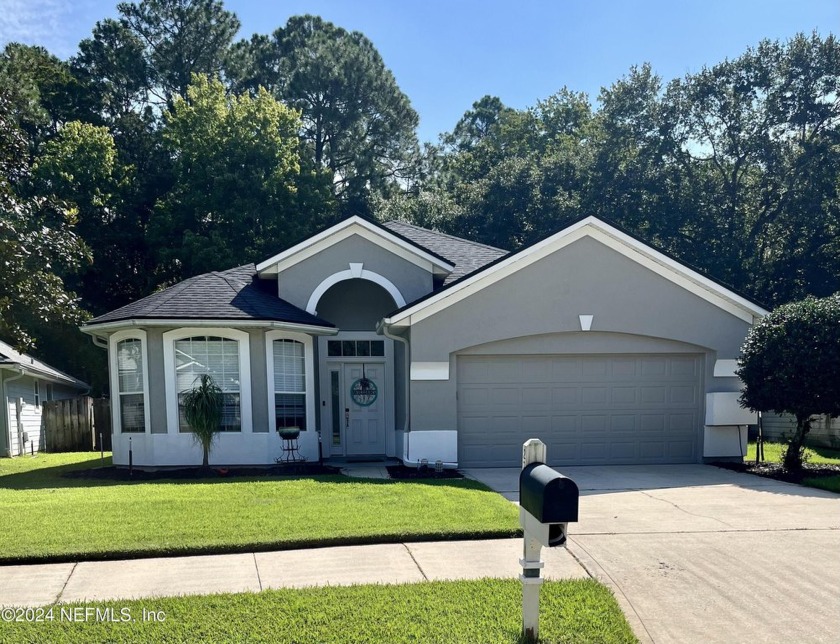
[0, 538, 588, 607]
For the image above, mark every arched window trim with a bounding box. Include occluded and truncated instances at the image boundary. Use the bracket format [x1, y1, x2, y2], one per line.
[265, 330, 315, 434]
[109, 329, 151, 434]
[162, 328, 252, 434]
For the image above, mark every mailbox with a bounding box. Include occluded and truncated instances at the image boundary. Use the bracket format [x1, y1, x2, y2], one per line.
[518, 441, 581, 640]
[519, 463, 579, 523]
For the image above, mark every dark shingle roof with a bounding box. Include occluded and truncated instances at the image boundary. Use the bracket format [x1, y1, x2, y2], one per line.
[0, 340, 89, 388]
[382, 221, 508, 284]
[86, 264, 334, 328]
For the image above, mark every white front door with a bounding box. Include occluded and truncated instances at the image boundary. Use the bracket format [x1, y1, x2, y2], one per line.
[320, 333, 394, 458]
[343, 362, 386, 455]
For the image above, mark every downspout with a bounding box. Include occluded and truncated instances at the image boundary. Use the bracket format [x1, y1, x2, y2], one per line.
[378, 321, 411, 462]
[1, 366, 26, 457]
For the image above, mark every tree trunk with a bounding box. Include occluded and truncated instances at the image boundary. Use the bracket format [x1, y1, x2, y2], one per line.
[203, 445, 209, 468]
[783, 415, 811, 471]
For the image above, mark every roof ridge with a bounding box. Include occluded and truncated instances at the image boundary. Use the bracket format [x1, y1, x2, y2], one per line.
[385, 220, 508, 253]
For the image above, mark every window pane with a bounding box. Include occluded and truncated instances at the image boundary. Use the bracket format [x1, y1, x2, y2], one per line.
[273, 340, 305, 392]
[342, 340, 356, 356]
[356, 341, 370, 356]
[118, 339, 144, 393]
[371, 341, 385, 356]
[330, 371, 341, 446]
[179, 391, 241, 432]
[175, 337, 241, 433]
[175, 337, 239, 393]
[327, 340, 342, 357]
[220, 393, 241, 432]
[120, 393, 145, 433]
[275, 393, 305, 431]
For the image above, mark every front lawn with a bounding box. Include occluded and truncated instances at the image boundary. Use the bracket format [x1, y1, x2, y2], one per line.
[0, 453, 519, 564]
[746, 441, 840, 465]
[733, 441, 840, 494]
[0, 579, 637, 644]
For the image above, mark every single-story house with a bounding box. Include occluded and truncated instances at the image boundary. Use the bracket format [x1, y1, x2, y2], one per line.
[80, 214, 766, 468]
[0, 340, 90, 456]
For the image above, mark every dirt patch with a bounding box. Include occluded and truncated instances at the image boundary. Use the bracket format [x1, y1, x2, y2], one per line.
[386, 465, 464, 480]
[62, 463, 341, 481]
[713, 460, 840, 484]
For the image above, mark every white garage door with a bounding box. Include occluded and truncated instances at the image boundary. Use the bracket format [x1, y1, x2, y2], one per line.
[457, 354, 703, 467]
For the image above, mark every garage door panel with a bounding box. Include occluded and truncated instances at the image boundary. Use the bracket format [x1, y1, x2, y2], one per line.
[610, 442, 638, 459]
[611, 387, 636, 405]
[640, 386, 667, 404]
[670, 386, 697, 404]
[458, 354, 702, 467]
[581, 387, 608, 405]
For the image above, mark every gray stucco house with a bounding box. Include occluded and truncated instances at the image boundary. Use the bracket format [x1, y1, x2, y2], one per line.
[81, 214, 765, 468]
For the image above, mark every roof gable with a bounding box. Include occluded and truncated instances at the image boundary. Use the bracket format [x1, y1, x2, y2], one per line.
[382, 215, 769, 328]
[255, 216, 455, 277]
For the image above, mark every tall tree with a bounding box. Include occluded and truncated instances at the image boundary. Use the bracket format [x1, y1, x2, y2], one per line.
[72, 19, 152, 122]
[228, 15, 420, 216]
[149, 74, 332, 279]
[0, 92, 90, 350]
[118, 0, 240, 105]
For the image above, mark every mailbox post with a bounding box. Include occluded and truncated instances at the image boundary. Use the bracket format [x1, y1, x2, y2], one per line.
[519, 439, 579, 641]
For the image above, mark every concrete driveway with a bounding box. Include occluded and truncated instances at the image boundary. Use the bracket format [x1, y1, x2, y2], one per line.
[463, 465, 840, 644]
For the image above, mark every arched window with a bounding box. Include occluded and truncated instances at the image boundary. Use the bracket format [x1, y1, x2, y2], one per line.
[110, 330, 150, 433]
[266, 331, 314, 433]
[174, 336, 241, 432]
[163, 328, 252, 434]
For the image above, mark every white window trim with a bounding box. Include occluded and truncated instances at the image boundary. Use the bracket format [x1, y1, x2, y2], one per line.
[109, 329, 152, 434]
[265, 330, 315, 434]
[163, 328, 252, 434]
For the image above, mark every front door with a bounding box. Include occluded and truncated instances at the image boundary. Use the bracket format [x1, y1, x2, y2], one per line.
[342, 363, 386, 456]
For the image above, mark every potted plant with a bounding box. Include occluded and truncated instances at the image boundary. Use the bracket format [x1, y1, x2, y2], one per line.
[182, 374, 223, 468]
[276, 423, 300, 440]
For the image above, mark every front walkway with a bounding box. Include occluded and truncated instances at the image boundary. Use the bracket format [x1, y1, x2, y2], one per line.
[0, 539, 587, 607]
[464, 464, 840, 644]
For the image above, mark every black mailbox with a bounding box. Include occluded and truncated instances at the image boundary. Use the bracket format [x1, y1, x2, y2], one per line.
[520, 462, 579, 523]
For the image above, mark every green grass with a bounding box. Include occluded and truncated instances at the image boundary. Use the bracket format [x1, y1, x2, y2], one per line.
[0, 579, 637, 644]
[802, 477, 840, 493]
[746, 441, 840, 465]
[0, 453, 519, 564]
[746, 440, 840, 494]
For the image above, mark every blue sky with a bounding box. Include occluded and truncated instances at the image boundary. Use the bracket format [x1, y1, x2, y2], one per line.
[1, 0, 837, 143]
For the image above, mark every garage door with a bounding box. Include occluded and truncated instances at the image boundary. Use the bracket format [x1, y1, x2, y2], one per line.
[457, 354, 702, 467]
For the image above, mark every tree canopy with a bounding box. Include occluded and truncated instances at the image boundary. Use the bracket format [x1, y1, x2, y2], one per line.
[737, 294, 840, 470]
[0, 4, 836, 400]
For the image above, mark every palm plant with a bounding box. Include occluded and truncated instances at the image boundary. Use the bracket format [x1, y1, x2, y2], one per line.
[182, 374, 223, 467]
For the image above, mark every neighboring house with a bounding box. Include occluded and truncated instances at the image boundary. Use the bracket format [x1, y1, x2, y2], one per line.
[0, 341, 90, 457]
[81, 215, 767, 468]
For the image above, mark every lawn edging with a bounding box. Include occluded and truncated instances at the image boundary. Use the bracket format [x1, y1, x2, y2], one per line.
[0, 529, 523, 566]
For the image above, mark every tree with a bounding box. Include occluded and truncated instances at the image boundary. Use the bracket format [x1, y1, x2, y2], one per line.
[737, 295, 840, 471]
[72, 19, 151, 122]
[118, 0, 240, 105]
[150, 74, 332, 280]
[0, 91, 90, 350]
[227, 15, 419, 215]
[181, 373, 223, 467]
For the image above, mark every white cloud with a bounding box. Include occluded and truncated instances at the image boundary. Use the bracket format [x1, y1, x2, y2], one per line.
[0, 0, 87, 57]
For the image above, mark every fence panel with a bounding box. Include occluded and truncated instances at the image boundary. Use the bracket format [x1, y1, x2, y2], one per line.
[92, 398, 112, 451]
[44, 397, 94, 452]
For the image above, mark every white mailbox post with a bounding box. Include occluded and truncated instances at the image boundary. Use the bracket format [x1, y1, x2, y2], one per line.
[519, 439, 579, 641]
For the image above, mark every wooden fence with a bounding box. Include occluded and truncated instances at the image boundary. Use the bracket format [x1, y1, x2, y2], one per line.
[44, 397, 112, 452]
